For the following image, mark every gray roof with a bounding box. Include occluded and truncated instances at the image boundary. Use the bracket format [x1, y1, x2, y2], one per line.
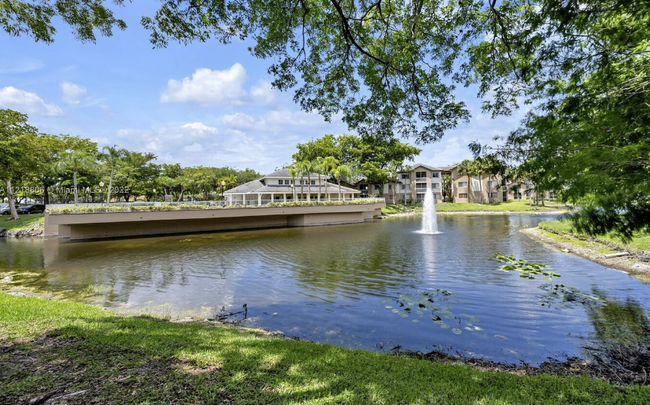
[225, 177, 359, 195]
[263, 168, 322, 179]
[408, 163, 455, 172]
[225, 180, 265, 194]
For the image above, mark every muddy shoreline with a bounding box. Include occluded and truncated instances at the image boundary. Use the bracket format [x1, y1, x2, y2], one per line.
[522, 227, 650, 282]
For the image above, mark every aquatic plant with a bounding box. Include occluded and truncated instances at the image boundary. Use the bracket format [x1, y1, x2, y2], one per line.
[492, 253, 561, 280]
[384, 289, 481, 335]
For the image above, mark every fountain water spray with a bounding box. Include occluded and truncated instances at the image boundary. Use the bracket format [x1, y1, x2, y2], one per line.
[419, 187, 441, 234]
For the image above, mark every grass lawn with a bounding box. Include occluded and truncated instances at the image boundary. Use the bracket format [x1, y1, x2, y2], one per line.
[384, 200, 565, 215]
[1, 292, 649, 404]
[0, 213, 44, 230]
[539, 220, 650, 252]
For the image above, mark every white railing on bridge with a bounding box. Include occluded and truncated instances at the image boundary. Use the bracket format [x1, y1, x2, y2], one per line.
[46, 197, 380, 209]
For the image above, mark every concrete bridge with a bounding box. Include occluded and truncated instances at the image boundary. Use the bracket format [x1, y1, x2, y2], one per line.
[45, 202, 385, 240]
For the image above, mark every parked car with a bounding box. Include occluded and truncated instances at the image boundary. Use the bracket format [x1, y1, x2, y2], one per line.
[16, 204, 46, 214]
[0, 204, 10, 215]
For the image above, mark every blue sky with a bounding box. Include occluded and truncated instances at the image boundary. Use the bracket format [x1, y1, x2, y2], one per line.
[0, 2, 525, 174]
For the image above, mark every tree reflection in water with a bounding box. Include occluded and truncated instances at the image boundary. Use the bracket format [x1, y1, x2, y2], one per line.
[584, 289, 650, 385]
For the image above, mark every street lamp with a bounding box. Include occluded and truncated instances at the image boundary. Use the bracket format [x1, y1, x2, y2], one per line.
[153, 188, 156, 202]
[290, 183, 295, 200]
[221, 180, 226, 201]
[98, 182, 105, 204]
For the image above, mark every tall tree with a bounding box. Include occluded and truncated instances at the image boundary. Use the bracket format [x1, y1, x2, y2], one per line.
[287, 166, 298, 200]
[333, 164, 351, 201]
[56, 149, 98, 205]
[441, 174, 453, 203]
[457, 159, 480, 203]
[321, 156, 340, 200]
[295, 134, 420, 196]
[98, 145, 126, 204]
[479, 155, 507, 203]
[0, 109, 40, 219]
[32, 134, 69, 205]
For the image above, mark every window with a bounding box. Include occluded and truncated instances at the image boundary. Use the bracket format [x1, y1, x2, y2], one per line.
[458, 181, 468, 188]
[488, 192, 498, 198]
[388, 184, 392, 190]
[502, 191, 508, 200]
[431, 172, 440, 178]
[459, 193, 468, 199]
[401, 184, 406, 190]
[549, 191, 555, 199]
[431, 183, 440, 189]
[310, 180, 315, 185]
[415, 171, 426, 179]
[488, 180, 498, 187]
[401, 174, 409, 180]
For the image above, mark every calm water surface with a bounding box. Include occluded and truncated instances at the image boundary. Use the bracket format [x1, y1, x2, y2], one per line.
[2, 214, 649, 365]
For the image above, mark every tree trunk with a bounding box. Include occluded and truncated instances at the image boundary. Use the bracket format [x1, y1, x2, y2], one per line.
[307, 174, 311, 201]
[317, 174, 322, 201]
[300, 177, 304, 201]
[467, 174, 472, 203]
[337, 178, 342, 200]
[5, 178, 19, 220]
[107, 165, 114, 204]
[73, 170, 79, 205]
[42, 178, 50, 205]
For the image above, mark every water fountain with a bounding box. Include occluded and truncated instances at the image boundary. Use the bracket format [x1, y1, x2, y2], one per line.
[419, 187, 441, 234]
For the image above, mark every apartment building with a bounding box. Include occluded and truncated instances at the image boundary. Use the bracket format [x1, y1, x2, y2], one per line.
[360, 164, 453, 203]
[450, 167, 507, 203]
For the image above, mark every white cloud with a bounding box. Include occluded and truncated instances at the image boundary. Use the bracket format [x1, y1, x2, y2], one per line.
[183, 142, 204, 152]
[250, 80, 276, 104]
[181, 122, 219, 134]
[0, 86, 64, 116]
[60, 82, 87, 104]
[222, 110, 338, 133]
[160, 64, 248, 105]
[0, 59, 44, 74]
[99, 104, 114, 115]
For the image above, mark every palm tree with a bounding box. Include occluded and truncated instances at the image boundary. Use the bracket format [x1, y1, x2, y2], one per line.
[56, 150, 98, 205]
[313, 157, 324, 201]
[98, 145, 126, 204]
[321, 156, 339, 201]
[293, 160, 312, 201]
[333, 164, 351, 201]
[457, 159, 480, 203]
[287, 165, 298, 200]
[441, 174, 453, 202]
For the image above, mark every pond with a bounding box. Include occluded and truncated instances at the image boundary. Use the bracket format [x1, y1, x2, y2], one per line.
[2, 214, 650, 365]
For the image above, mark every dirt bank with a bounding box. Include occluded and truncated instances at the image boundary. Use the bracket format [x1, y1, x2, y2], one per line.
[522, 227, 650, 282]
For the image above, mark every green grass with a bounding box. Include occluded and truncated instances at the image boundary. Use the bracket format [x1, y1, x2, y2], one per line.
[1, 292, 649, 404]
[382, 204, 421, 214]
[383, 200, 564, 215]
[437, 201, 564, 212]
[0, 213, 44, 230]
[539, 220, 650, 252]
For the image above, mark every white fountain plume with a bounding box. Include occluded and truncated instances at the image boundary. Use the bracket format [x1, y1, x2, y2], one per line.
[419, 187, 441, 234]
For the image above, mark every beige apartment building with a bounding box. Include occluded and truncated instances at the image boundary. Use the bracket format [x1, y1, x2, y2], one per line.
[359, 164, 453, 203]
[450, 167, 507, 203]
[357, 162, 554, 204]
